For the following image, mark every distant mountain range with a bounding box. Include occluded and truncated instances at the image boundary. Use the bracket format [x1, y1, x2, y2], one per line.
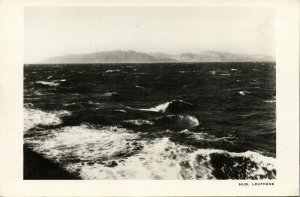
[41, 50, 274, 63]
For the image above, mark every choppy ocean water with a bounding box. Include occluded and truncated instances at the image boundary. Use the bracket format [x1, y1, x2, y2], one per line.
[24, 62, 276, 180]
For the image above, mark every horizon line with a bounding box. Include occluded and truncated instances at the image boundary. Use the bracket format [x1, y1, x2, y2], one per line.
[25, 49, 275, 64]
[24, 60, 276, 65]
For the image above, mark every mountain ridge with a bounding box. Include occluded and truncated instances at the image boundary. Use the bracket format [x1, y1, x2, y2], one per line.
[40, 50, 274, 64]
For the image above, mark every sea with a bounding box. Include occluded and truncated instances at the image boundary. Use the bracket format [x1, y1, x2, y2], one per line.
[24, 62, 276, 180]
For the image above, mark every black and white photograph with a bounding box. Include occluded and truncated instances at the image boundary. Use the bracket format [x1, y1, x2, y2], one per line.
[23, 6, 277, 180]
[0, 0, 299, 196]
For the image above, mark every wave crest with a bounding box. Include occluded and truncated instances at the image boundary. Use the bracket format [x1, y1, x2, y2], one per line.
[24, 107, 71, 132]
[155, 114, 199, 129]
[123, 119, 154, 126]
[138, 99, 196, 113]
[24, 125, 275, 180]
[35, 81, 60, 87]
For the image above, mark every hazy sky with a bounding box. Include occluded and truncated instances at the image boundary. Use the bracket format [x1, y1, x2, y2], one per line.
[25, 7, 275, 63]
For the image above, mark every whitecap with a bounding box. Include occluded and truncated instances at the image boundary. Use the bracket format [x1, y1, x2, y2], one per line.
[25, 129, 276, 180]
[210, 71, 216, 75]
[190, 148, 276, 179]
[105, 69, 120, 73]
[24, 107, 71, 132]
[180, 129, 237, 143]
[103, 92, 118, 97]
[77, 137, 188, 179]
[159, 114, 199, 128]
[183, 115, 199, 127]
[35, 81, 60, 87]
[34, 90, 42, 96]
[135, 85, 145, 89]
[114, 109, 127, 113]
[25, 125, 140, 161]
[133, 72, 150, 75]
[63, 102, 77, 106]
[239, 90, 251, 95]
[137, 100, 194, 113]
[139, 101, 171, 113]
[123, 119, 154, 126]
[264, 100, 276, 103]
[24, 125, 143, 176]
[78, 138, 275, 180]
[87, 101, 101, 105]
[220, 73, 231, 76]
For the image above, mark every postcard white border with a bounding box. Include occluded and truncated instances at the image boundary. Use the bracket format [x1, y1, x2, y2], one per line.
[0, 0, 299, 196]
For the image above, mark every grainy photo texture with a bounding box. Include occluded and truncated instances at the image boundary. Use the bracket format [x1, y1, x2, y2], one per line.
[23, 7, 276, 180]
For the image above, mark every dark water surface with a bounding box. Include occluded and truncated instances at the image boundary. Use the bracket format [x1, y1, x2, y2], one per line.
[24, 62, 276, 180]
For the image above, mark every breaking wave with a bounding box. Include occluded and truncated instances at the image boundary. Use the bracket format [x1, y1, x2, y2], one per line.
[123, 119, 154, 126]
[137, 100, 195, 113]
[24, 107, 71, 132]
[35, 81, 60, 87]
[105, 69, 120, 73]
[114, 109, 127, 113]
[155, 114, 200, 129]
[180, 129, 238, 143]
[210, 70, 216, 75]
[239, 90, 251, 96]
[138, 102, 171, 113]
[220, 73, 231, 76]
[102, 92, 118, 97]
[264, 99, 276, 103]
[24, 125, 275, 180]
[135, 85, 145, 89]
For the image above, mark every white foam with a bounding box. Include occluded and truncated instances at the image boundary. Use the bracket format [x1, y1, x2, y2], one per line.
[77, 138, 275, 180]
[24, 107, 71, 132]
[182, 115, 199, 127]
[114, 109, 127, 113]
[63, 102, 77, 106]
[181, 130, 237, 143]
[138, 100, 193, 113]
[135, 85, 145, 89]
[25, 125, 275, 180]
[123, 119, 154, 126]
[165, 114, 199, 128]
[105, 69, 120, 73]
[77, 137, 188, 179]
[133, 72, 150, 75]
[34, 90, 42, 96]
[103, 92, 118, 96]
[35, 81, 60, 87]
[25, 126, 184, 179]
[239, 90, 251, 95]
[139, 101, 171, 113]
[220, 73, 231, 76]
[87, 101, 101, 105]
[191, 148, 276, 179]
[264, 100, 276, 103]
[25, 125, 141, 162]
